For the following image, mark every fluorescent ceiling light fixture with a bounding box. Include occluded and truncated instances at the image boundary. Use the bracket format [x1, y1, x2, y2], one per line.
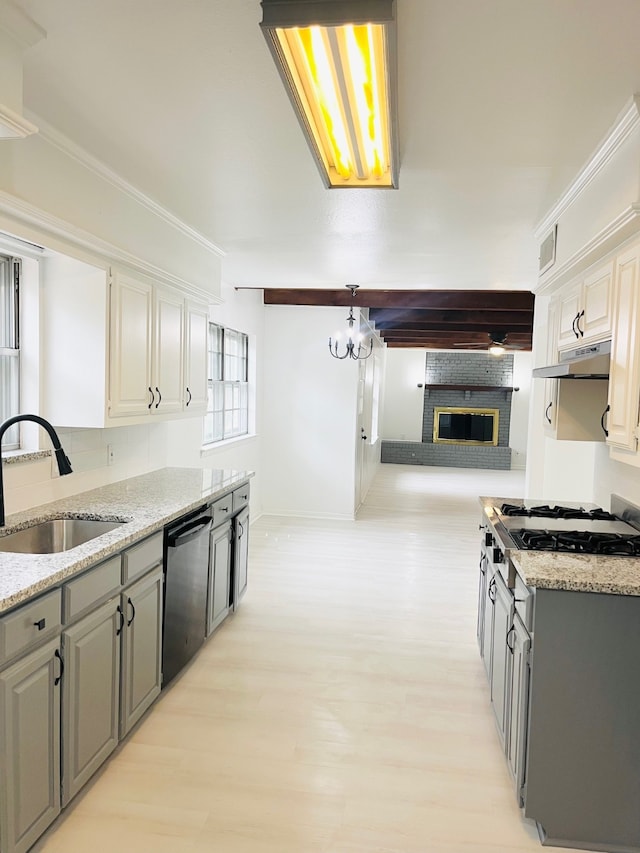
[260, 0, 399, 188]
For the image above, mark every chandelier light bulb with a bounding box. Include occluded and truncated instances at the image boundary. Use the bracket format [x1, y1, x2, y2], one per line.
[328, 285, 373, 361]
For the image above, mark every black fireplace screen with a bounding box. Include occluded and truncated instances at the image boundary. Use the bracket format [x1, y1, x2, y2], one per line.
[433, 407, 499, 445]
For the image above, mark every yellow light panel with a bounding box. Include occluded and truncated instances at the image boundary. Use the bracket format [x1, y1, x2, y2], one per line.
[274, 21, 394, 187]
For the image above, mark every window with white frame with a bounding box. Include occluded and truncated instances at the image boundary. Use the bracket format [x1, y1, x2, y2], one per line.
[0, 255, 20, 449]
[204, 322, 249, 444]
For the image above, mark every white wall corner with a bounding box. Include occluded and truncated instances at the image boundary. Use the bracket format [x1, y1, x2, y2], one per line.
[535, 95, 640, 243]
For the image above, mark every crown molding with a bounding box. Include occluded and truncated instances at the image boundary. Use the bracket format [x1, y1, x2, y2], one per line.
[535, 95, 640, 242]
[0, 0, 46, 49]
[0, 103, 37, 138]
[534, 203, 640, 294]
[0, 188, 222, 302]
[26, 110, 225, 259]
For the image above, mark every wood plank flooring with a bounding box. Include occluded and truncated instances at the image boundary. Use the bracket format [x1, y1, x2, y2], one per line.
[34, 464, 587, 853]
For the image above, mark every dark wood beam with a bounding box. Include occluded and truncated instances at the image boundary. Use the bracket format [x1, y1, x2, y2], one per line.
[379, 330, 531, 342]
[371, 317, 533, 332]
[386, 339, 532, 351]
[262, 288, 534, 311]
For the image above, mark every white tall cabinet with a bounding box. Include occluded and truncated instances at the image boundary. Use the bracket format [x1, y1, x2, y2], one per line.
[607, 242, 640, 458]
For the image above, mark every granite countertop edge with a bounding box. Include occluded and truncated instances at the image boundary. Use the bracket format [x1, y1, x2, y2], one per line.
[479, 495, 640, 597]
[0, 467, 254, 613]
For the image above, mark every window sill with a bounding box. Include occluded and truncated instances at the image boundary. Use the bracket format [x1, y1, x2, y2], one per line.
[1, 449, 51, 466]
[201, 433, 258, 458]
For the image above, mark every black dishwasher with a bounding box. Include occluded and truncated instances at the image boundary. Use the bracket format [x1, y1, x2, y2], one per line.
[162, 507, 212, 688]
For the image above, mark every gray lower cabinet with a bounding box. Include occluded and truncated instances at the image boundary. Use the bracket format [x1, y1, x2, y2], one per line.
[490, 570, 514, 749]
[207, 520, 232, 635]
[481, 571, 495, 681]
[476, 551, 488, 649]
[505, 611, 531, 806]
[119, 566, 163, 738]
[61, 599, 121, 806]
[233, 506, 250, 607]
[0, 637, 61, 853]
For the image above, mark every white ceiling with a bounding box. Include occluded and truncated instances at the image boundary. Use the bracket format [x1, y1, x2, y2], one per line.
[12, 0, 640, 291]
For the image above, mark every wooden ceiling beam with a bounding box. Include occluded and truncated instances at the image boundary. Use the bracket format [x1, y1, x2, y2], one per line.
[385, 339, 532, 351]
[370, 316, 533, 332]
[379, 329, 531, 340]
[368, 309, 533, 326]
[262, 288, 534, 311]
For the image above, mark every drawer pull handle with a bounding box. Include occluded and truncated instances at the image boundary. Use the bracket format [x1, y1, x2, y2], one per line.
[186, 387, 192, 406]
[116, 605, 125, 636]
[127, 597, 136, 627]
[488, 576, 496, 603]
[506, 625, 516, 655]
[155, 387, 162, 408]
[33, 618, 46, 631]
[54, 649, 64, 686]
[220, 506, 229, 512]
[148, 387, 155, 409]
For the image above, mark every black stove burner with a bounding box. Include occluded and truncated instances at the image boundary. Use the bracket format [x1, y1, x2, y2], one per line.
[510, 528, 640, 556]
[500, 503, 618, 521]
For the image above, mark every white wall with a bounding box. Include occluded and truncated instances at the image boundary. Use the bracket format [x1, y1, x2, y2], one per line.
[593, 443, 640, 509]
[541, 120, 640, 274]
[0, 130, 222, 297]
[380, 348, 425, 440]
[261, 305, 360, 519]
[510, 351, 533, 470]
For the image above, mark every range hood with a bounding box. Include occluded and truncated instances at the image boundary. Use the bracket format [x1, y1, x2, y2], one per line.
[532, 340, 611, 379]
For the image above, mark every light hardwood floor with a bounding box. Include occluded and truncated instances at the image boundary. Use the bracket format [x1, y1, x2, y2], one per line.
[35, 464, 586, 853]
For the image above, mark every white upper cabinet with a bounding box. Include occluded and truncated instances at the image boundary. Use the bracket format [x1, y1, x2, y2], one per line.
[108, 273, 154, 418]
[607, 242, 640, 456]
[151, 287, 184, 415]
[184, 301, 208, 414]
[41, 256, 209, 428]
[109, 271, 208, 421]
[554, 260, 614, 350]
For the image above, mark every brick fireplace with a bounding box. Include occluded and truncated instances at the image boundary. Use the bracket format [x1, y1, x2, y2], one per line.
[381, 352, 515, 470]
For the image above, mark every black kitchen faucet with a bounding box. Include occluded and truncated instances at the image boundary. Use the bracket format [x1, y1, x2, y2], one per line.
[0, 414, 73, 526]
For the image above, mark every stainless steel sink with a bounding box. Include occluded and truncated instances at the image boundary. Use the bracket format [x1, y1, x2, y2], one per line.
[0, 518, 126, 554]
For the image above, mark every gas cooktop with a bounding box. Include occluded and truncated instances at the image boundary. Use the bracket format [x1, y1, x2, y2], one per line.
[494, 501, 640, 556]
[499, 503, 617, 520]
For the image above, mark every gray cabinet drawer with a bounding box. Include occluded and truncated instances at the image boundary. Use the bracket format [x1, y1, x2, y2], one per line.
[122, 532, 163, 585]
[62, 556, 121, 623]
[232, 483, 250, 512]
[0, 590, 62, 665]
[211, 494, 233, 527]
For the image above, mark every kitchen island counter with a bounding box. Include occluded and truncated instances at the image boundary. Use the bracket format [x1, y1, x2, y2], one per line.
[510, 548, 640, 596]
[0, 467, 253, 613]
[480, 494, 640, 596]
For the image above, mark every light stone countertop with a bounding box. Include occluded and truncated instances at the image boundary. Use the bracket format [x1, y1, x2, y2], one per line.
[509, 549, 640, 596]
[479, 495, 640, 597]
[0, 467, 253, 614]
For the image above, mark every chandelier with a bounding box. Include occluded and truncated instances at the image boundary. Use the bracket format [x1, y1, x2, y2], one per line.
[328, 285, 373, 360]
